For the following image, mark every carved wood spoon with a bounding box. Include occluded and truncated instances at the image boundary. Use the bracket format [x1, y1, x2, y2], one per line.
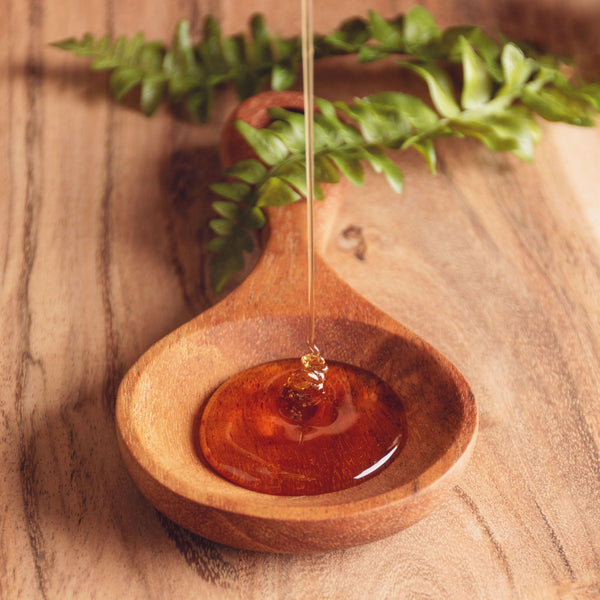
[115, 91, 477, 553]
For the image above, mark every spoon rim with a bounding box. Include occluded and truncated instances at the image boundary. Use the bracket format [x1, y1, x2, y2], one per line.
[116, 309, 478, 522]
[115, 89, 478, 549]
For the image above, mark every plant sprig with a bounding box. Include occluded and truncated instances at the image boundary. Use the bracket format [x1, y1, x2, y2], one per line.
[207, 19, 599, 291]
[53, 15, 302, 121]
[54, 8, 600, 291]
[53, 7, 599, 123]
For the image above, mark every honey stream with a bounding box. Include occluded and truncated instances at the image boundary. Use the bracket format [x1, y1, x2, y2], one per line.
[198, 0, 408, 496]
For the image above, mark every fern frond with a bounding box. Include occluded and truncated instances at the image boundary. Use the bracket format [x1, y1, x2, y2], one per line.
[53, 8, 600, 292]
[53, 32, 168, 115]
[54, 8, 600, 125]
[53, 16, 303, 122]
[208, 24, 600, 290]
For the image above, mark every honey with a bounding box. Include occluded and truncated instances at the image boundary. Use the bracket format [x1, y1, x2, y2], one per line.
[199, 358, 407, 495]
[197, 0, 408, 496]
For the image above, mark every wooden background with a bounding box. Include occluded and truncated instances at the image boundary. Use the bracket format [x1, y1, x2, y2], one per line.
[2, 0, 600, 597]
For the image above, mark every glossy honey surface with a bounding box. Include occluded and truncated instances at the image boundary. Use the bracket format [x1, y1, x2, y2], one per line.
[199, 359, 408, 496]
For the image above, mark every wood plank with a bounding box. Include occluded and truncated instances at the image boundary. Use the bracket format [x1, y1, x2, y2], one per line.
[1, 0, 599, 597]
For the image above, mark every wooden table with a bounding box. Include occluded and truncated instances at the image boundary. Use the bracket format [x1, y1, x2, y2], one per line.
[2, 0, 599, 597]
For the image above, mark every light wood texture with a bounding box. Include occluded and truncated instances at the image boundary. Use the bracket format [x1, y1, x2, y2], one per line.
[116, 91, 477, 553]
[2, 0, 600, 597]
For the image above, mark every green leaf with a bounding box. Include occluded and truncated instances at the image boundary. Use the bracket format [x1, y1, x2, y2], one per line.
[120, 32, 145, 63]
[357, 46, 389, 63]
[360, 92, 439, 130]
[210, 252, 245, 293]
[329, 151, 365, 186]
[271, 60, 297, 90]
[460, 36, 492, 109]
[313, 182, 325, 201]
[187, 88, 211, 122]
[315, 99, 363, 146]
[140, 75, 167, 115]
[467, 29, 502, 82]
[210, 229, 254, 292]
[275, 37, 299, 60]
[234, 72, 258, 100]
[522, 85, 595, 125]
[222, 33, 257, 99]
[210, 181, 252, 201]
[209, 218, 234, 236]
[454, 108, 541, 160]
[52, 30, 173, 116]
[315, 155, 340, 184]
[412, 138, 437, 173]
[212, 200, 240, 220]
[358, 46, 390, 63]
[256, 177, 301, 206]
[361, 147, 404, 193]
[207, 236, 228, 252]
[139, 40, 165, 71]
[403, 6, 441, 59]
[55, 9, 600, 294]
[199, 16, 228, 74]
[91, 36, 126, 69]
[275, 160, 326, 198]
[500, 43, 536, 95]
[222, 33, 245, 67]
[223, 159, 267, 184]
[162, 20, 205, 105]
[170, 20, 201, 77]
[110, 67, 143, 99]
[324, 17, 370, 52]
[368, 11, 403, 50]
[578, 83, 600, 110]
[337, 99, 412, 146]
[442, 26, 502, 81]
[277, 162, 307, 195]
[400, 62, 460, 117]
[51, 37, 82, 52]
[266, 108, 306, 152]
[241, 206, 267, 229]
[236, 120, 290, 165]
[250, 14, 273, 64]
[312, 117, 340, 150]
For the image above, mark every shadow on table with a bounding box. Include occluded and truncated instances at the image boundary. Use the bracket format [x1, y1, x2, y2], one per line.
[17, 143, 249, 594]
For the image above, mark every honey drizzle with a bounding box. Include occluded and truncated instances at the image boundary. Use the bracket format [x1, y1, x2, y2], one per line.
[286, 0, 328, 402]
[302, 0, 317, 352]
[197, 0, 409, 497]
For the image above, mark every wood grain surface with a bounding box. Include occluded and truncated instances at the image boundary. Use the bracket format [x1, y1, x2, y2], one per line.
[2, 0, 599, 597]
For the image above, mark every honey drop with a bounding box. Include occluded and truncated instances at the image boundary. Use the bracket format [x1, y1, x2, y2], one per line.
[198, 359, 407, 496]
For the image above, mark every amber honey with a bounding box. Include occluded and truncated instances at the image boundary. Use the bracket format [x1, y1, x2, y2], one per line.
[197, 0, 408, 496]
[199, 359, 407, 496]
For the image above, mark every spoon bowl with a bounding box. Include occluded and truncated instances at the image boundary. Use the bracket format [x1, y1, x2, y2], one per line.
[115, 92, 477, 553]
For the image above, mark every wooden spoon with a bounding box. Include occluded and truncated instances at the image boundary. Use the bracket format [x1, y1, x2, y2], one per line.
[115, 91, 477, 553]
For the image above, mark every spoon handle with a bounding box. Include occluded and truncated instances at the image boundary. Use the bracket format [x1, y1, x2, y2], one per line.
[217, 91, 349, 319]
